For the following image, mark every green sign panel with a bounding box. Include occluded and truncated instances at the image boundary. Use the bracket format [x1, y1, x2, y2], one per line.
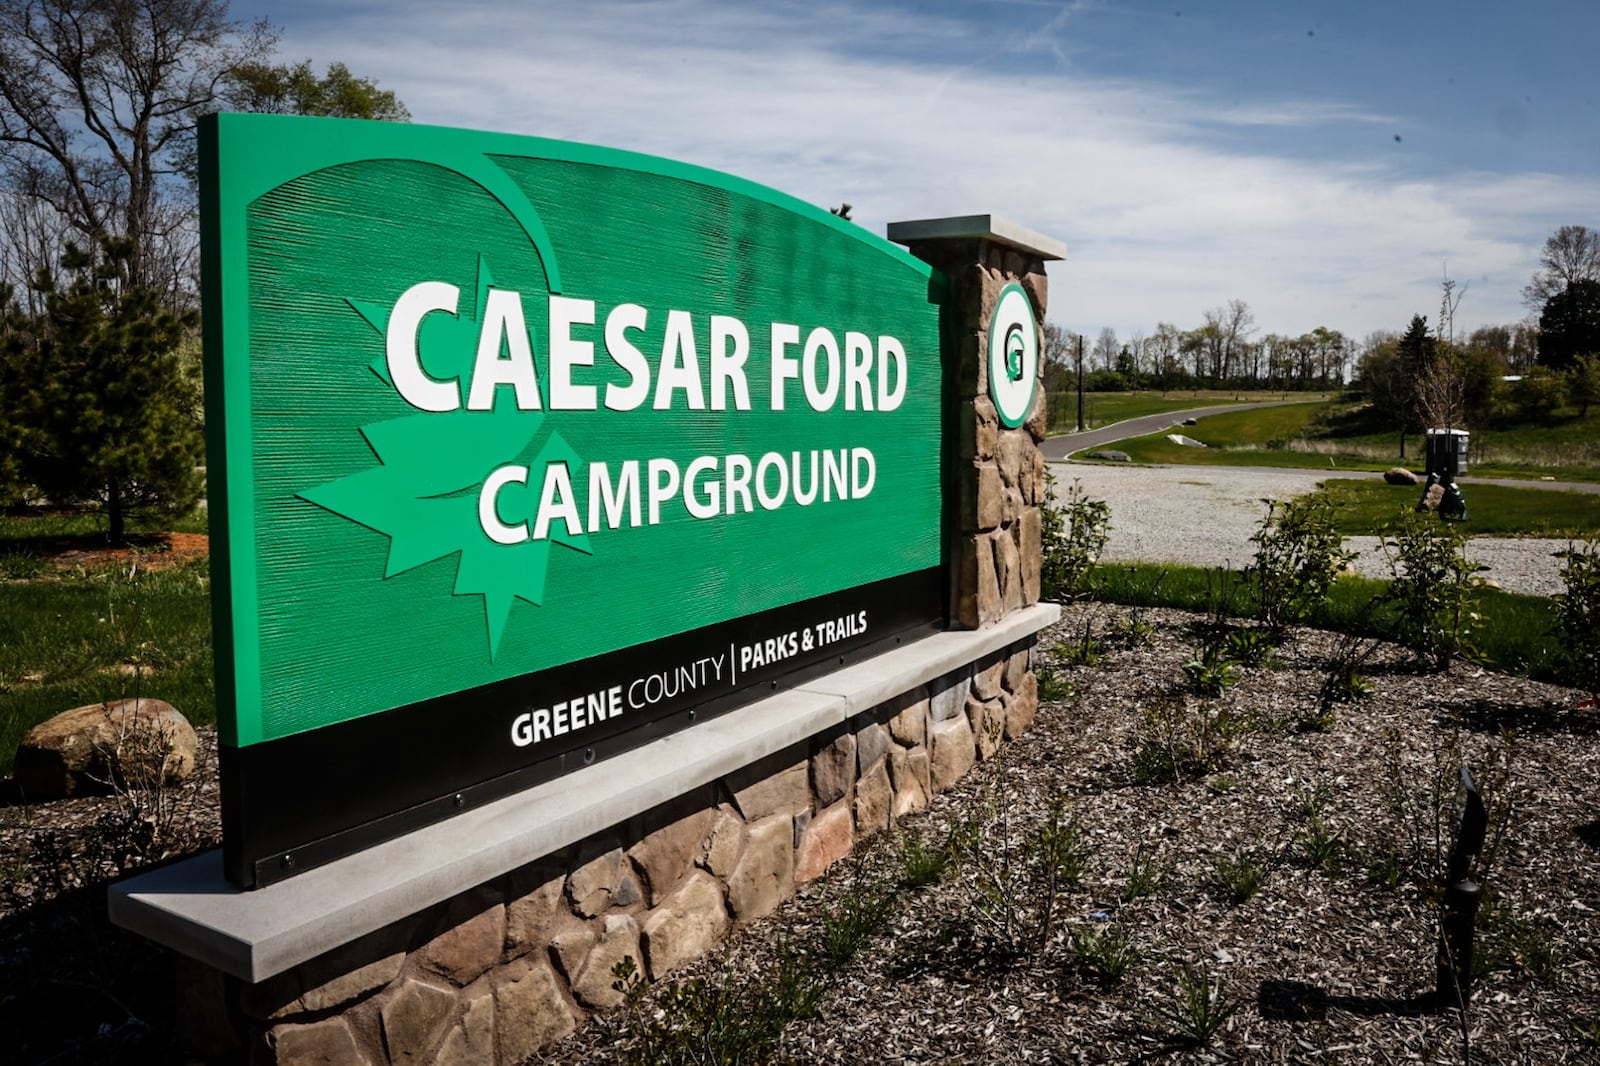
[202, 114, 947, 885]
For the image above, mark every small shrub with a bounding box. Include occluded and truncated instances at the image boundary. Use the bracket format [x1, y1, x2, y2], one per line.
[1296, 819, 1344, 874]
[1041, 473, 1111, 602]
[1553, 537, 1600, 704]
[1212, 846, 1269, 903]
[1054, 619, 1102, 668]
[1182, 645, 1239, 696]
[1122, 844, 1168, 900]
[818, 873, 896, 970]
[1380, 511, 1486, 670]
[1132, 697, 1244, 784]
[1153, 960, 1241, 1048]
[1069, 922, 1140, 986]
[1222, 626, 1275, 668]
[1037, 666, 1074, 702]
[1108, 603, 1156, 647]
[1477, 899, 1562, 983]
[898, 827, 951, 888]
[610, 948, 822, 1066]
[1248, 495, 1354, 635]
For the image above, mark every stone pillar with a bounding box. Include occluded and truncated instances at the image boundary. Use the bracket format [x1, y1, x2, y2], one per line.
[888, 215, 1067, 628]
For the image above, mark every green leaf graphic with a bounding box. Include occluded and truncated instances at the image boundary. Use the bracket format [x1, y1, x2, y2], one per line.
[301, 260, 589, 660]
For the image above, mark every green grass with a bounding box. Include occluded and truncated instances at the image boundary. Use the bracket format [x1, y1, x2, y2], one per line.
[1046, 389, 1330, 436]
[1084, 403, 1345, 466]
[1073, 394, 1600, 482]
[0, 505, 209, 546]
[1312, 479, 1600, 538]
[1088, 562, 1567, 685]
[1, 557, 215, 778]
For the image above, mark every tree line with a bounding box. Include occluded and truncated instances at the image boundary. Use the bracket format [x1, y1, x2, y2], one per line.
[0, 0, 406, 541]
[1045, 301, 1355, 394]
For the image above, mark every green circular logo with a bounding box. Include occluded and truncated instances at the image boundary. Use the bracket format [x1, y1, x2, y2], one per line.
[987, 283, 1037, 428]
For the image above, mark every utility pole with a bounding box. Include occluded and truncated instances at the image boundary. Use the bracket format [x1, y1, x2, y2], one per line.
[1075, 333, 1085, 432]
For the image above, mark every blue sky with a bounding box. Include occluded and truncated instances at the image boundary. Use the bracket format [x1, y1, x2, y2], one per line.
[252, 0, 1598, 345]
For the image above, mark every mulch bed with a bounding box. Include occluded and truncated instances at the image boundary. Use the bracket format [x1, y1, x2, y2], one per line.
[544, 604, 1600, 1064]
[3, 605, 1598, 1063]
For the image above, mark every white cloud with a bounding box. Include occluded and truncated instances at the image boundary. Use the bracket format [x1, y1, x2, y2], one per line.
[278, 0, 1599, 341]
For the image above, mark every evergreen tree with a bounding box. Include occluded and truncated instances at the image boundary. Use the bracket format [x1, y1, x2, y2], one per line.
[1537, 279, 1600, 371]
[0, 281, 30, 504]
[8, 240, 202, 542]
[1393, 314, 1433, 457]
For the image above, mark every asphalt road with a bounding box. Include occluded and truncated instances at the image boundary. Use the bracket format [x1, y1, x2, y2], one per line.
[1038, 401, 1307, 461]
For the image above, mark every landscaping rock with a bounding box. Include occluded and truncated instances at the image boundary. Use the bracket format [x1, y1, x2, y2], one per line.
[1384, 467, 1419, 485]
[14, 697, 196, 799]
[1085, 449, 1130, 462]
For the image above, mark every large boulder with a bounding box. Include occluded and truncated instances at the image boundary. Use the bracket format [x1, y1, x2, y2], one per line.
[13, 697, 197, 799]
[1384, 467, 1419, 486]
[1085, 449, 1131, 463]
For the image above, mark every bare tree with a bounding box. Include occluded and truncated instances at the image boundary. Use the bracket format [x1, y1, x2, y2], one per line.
[1523, 224, 1600, 312]
[0, 0, 275, 298]
[1092, 327, 1118, 371]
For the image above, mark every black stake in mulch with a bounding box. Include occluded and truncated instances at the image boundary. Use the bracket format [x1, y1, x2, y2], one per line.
[1436, 767, 1488, 1009]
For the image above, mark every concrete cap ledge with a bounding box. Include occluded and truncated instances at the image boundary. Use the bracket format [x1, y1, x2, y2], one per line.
[109, 602, 1060, 983]
[886, 214, 1067, 261]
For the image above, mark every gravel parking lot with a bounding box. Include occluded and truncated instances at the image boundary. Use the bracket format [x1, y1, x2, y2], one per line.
[1048, 461, 1572, 597]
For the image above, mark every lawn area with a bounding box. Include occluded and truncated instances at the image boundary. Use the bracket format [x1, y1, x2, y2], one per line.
[1083, 398, 1600, 483]
[1084, 402, 1360, 467]
[1311, 478, 1600, 538]
[1044, 388, 1329, 435]
[0, 509, 215, 777]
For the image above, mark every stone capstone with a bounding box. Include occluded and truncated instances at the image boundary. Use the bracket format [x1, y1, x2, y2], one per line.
[380, 978, 455, 1065]
[795, 803, 854, 882]
[14, 697, 197, 799]
[641, 872, 729, 979]
[494, 963, 576, 1062]
[726, 815, 794, 921]
[269, 1017, 369, 1066]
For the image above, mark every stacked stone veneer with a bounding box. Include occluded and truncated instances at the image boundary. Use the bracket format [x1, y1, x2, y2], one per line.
[901, 237, 1050, 630]
[183, 642, 1041, 1064]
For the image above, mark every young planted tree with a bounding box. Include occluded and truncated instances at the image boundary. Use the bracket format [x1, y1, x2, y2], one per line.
[7, 240, 202, 541]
